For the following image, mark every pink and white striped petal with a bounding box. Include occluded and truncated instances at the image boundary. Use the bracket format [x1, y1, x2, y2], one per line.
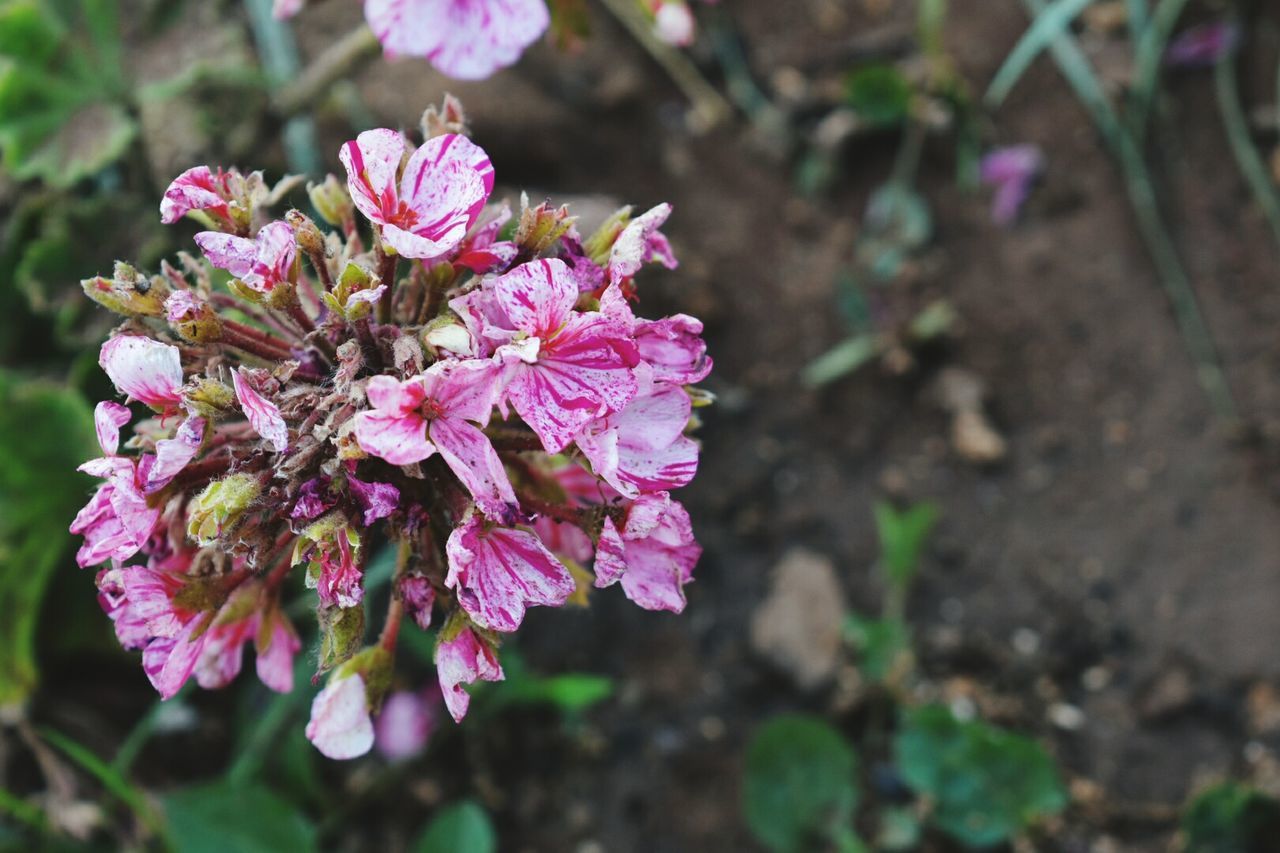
[445, 515, 574, 632]
[232, 369, 289, 452]
[99, 336, 184, 411]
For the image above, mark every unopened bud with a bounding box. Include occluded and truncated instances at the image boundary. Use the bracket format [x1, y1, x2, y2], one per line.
[317, 603, 366, 673]
[81, 261, 171, 318]
[421, 93, 469, 139]
[286, 209, 328, 260]
[308, 174, 354, 228]
[421, 315, 474, 357]
[183, 377, 237, 418]
[188, 473, 262, 545]
[514, 193, 576, 256]
[583, 206, 633, 265]
[166, 291, 222, 343]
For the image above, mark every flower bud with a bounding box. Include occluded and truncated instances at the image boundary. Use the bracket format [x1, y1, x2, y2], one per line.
[514, 193, 576, 256]
[183, 377, 237, 418]
[286, 209, 328, 260]
[421, 315, 474, 358]
[305, 646, 393, 760]
[582, 206, 633, 265]
[166, 291, 223, 344]
[420, 93, 468, 139]
[187, 473, 262, 545]
[321, 261, 383, 321]
[317, 601, 366, 672]
[81, 261, 171, 318]
[307, 174, 354, 228]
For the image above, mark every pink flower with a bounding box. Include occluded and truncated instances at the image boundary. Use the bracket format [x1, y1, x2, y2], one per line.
[445, 514, 575, 632]
[609, 203, 678, 284]
[160, 166, 238, 227]
[292, 477, 337, 521]
[306, 673, 375, 759]
[401, 574, 436, 630]
[452, 204, 518, 274]
[436, 623, 504, 722]
[346, 472, 400, 526]
[70, 403, 160, 568]
[594, 492, 700, 613]
[195, 220, 297, 296]
[364, 0, 550, 80]
[634, 314, 712, 385]
[144, 416, 206, 494]
[340, 130, 492, 260]
[375, 688, 440, 761]
[471, 259, 639, 453]
[232, 368, 289, 452]
[979, 145, 1044, 226]
[353, 361, 517, 519]
[99, 336, 184, 412]
[653, 2, 696, 47]
[314, 529, 364, 610]
[1166, 21, 1239, 68]
[575, 383, 698, 498]
[273, 0, 305, 19]
[193, 584, 300, 693]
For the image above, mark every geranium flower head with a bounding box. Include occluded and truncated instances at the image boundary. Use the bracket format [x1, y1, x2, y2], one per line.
[364, 0, 550, 80]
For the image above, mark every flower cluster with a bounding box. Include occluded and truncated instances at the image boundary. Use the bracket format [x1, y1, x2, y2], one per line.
[71, 100, 710, 759]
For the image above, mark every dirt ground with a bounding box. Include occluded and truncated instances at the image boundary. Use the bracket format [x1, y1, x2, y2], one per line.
[26, 1, 1280, 850]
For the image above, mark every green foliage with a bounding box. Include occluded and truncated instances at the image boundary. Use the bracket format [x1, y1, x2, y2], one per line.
[843, 614, 910, 683]
[984, 0, 1095, 108]
[162, 780, 318, 853]
[41, 727, 166, 839]
[481, 649, 613, 717]
[743, 715, 859, 852]
[1182, 782, 1280, 853]
[845, 65, 913, 128]
[0, 372, 95, 706]
[414, 800, 497, 853]
[856, 184, 932, 282]
[894, 705, 1066, 848]
[0, 0, 135, 187]
[873, 501, 938, 592]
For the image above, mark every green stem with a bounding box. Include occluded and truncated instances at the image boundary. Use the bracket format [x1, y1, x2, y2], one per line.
[1214, 42, 1280, 253]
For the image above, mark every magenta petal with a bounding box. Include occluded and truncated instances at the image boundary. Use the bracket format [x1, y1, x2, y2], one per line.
[609, 203, 676, 283]
[346, 474, 400, 525]
[634, 314, 712, 385]
[591, 493, 699, 613]
[375, 690, 436, 760]
[99, 336, 184, 411]
[94, 400, 132, 456]
[255, 614, 300, 693]
[401, 575, 436, 630]
[194, 231, 257, 278]
[436, 625, 504, 723]
[365, 0, 549, 80]
[339, 128, 406, 227]
[232, 369, 289, 452]
[421, 358, 502, 425]
[490, 258, 578, 336]
[144, 618, 207, 699]
[306, 673, 374, 759]
[445, 516, 574, 632]
[399, 133, 491, 229]
[429, 417, 518, 519]
[160, 166, 230, 225]
[145, 416, 206, 493]
[576, 383, 696, 497]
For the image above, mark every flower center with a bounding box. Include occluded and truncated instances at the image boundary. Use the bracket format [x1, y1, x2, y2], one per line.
[386, 200, 420, 230]
[420, 398, 446, 421]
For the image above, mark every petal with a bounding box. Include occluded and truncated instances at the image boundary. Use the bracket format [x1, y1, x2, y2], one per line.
[145, 416, 206, 493]
[352, 409, 434, 466]
[490, 258, 578, 336]
[99, 336, 184, 410]
[375, 691, 434, 761]
[436, 625, 504, 723]
[366, 373, 427, 414]
[160, 166, 229, 225]
[194, 231, 258, 278]
[445, 516, 574, 632]
[609, 203, 675, 283]
[366, 0, 549, 80]
[421, 358, 501, 424]
[255, 614, 301, 693]
[232, 369, 289, 452]
[306, 673, 375, 759]
[634, 314, 712, 385]
[94, 401, 132, 456]
[339, 128, 406, 226]
[346, 474, 400, 525]
[429, 418, 518, 519]
[401, 132, 492, 216]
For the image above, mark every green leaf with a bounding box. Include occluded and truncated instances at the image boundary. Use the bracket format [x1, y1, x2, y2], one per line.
[743, 715, 859, 852]
[985, 0, 1098, 108]
[894, 705, 1066, 848]
[414, 800, 497, 853]
[873, 501, 938, 592]
[856, 184, 932, 281]
[1182, 782, 1280, 853]
[482, 648, 613, 716]
[845, 65, 913, 128]
[843, 615, 910, 683]
[0, 1, 64, 63]
[0, 373, 95, 706]
[41, 727, 166, 838]
[162, 780, 317, 853]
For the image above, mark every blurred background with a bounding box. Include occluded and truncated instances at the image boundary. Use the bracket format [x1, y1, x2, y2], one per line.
[5, 0, 1280, 850]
